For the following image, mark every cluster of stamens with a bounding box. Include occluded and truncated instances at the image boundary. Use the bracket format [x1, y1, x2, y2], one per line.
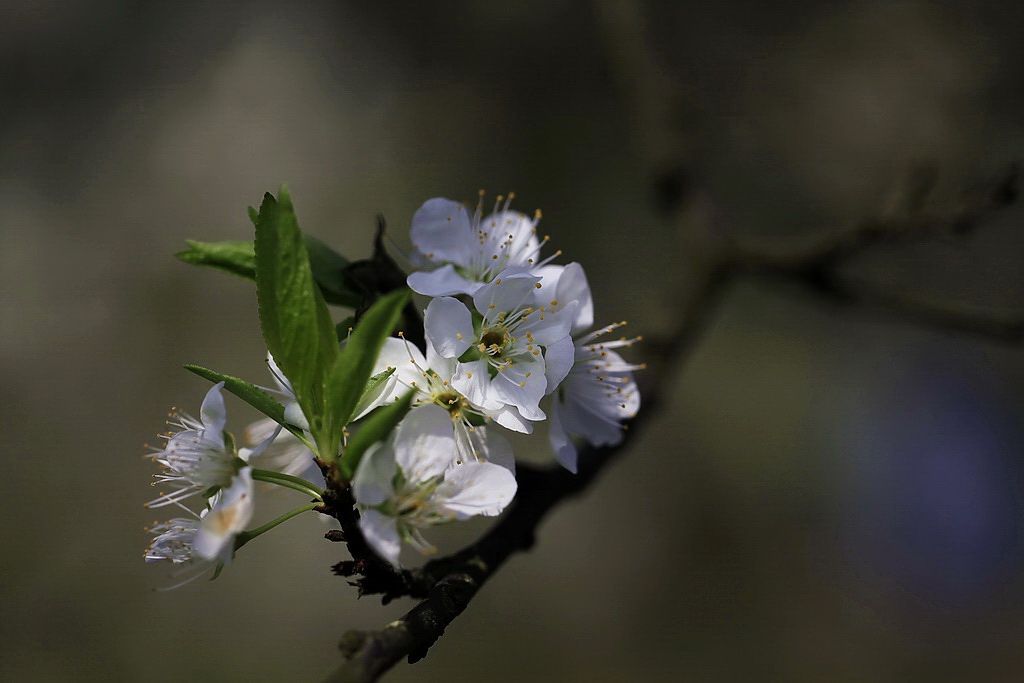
[394, 333, 485, 427]
[146, 409, 234, 509]
[419, 190, 563, 284]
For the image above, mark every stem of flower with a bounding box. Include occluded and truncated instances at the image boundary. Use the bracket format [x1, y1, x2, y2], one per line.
[250, 468, 325, 500]
[292, 431, 318, 454]
[235, 502, 321, 549]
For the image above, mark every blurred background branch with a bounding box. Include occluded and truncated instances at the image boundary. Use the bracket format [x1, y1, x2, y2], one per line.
[5, 1, 1024, 681]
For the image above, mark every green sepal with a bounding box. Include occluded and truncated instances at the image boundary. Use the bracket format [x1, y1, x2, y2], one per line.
[175, 240, 256, 280]
[183, 364, 311, 448]
[325, 288, 410, 451]
[223, 430, 237, 457]
[362, 367, 396, 399]
[358, 367, 396, 413]
[253, 186, 338, 453]
[339, 390, 415, 480]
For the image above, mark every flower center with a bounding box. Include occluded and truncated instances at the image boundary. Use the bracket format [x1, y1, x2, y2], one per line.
[432, 389, 463, 417]
[478, 328, 509, 356]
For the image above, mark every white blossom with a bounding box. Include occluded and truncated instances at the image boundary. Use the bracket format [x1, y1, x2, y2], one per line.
[424, 268, 576, 422]
[262, 353, 311, 430]
[250, 346, 407, 487]
[372, 334, 523, 465]
[144, 467, 256, 587]
[192, 467, 255, 564]
[147, 382, 249, 509]
[353, 405, 517, 567]
[145, 517, 202, 566]
[406, 194, 558, 297]
[249, 342, 433, 486]
[245, 417, 323, 487]
[245, 354, 323, 486]
[549, 323, 643, 473]
[533, 261, 594, 337]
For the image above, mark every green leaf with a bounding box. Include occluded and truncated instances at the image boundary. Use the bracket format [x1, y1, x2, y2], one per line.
[253, 186, 338, 450]
[183, 365, 311, 447]
[177, 234, 361, 308]
[247, 205, 259, 226]
[176, 240, 256, 280]
[339, 390, 414, 480]
[304, 234, 363, 307]
[326, 288, 410, 438]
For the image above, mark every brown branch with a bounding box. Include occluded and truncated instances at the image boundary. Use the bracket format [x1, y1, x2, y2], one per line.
[325, 258, 732, 682]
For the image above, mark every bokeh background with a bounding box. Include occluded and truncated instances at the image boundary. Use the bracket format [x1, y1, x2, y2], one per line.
[4, 1, 1024, 680]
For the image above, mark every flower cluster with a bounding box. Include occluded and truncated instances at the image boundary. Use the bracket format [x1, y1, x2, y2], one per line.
[144, 383, 272, 587]
[144, 190, 642, 581]
[348, 193, 643, 565]
[144, 380, 326, 588]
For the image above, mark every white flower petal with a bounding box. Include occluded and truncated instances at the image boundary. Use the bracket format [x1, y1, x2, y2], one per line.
[518, 300, 577, 348]
[425, 339, 457, 382]
[145, 517, 201, 565]
[471, 268, 540, 319]
[244, 416, 279, 446]
[538, 262, 593, 334]
[353, 442, 397, 507]
[490, 361, 547, 420]
[560, 369, 638, 448]
[149, 386, 239, 508]
[266, 353, 296, 398]
[489, 405, 534, 434]
[407, 264, 482, 297]
[199, 382, 227, 444]
[451, 359, 500, 410]
[283, 401, 310, 431]
[543, 336, 575, 394]
[251, 432, 323, 487]
[548, 400, 578, 473]
[434, 461, 517, 519]
[411, 198, 474, 264]
[472, 426, 516, 473]
[480, 210, 540, 266]
[244, 424, 282, 462]
[193, 468, 254, 564]
[453, 423, 516, 473]
[548, 328, 642, 465]
[425, 297, 475, 359]
[393, 405, 457, 483]
[359, 508, 402, 568]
